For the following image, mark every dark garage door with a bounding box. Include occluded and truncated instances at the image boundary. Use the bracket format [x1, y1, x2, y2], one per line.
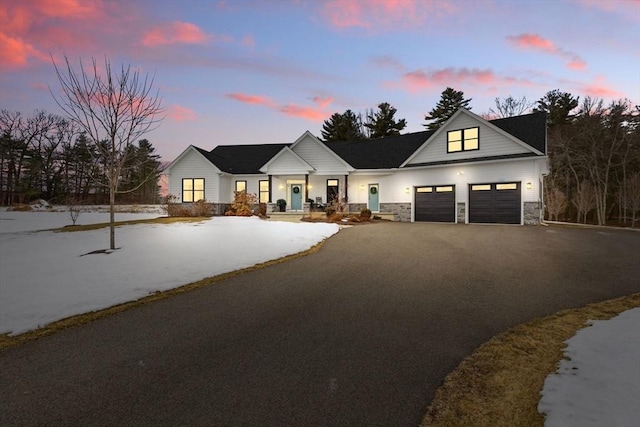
[415, 185, 455, 222]
[469, 182, 521, 224]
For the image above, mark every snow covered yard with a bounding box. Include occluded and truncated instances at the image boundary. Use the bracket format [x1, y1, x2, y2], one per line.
[0, 213, 339, 336]
[1, 210, 637, 426]
[539, 308, 640, 427]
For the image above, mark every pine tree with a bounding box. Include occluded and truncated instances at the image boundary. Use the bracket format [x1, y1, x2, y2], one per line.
[533, 89, 579, 127]
[364, 102, 407, 138]
[321, 109, 365, 141]
[424, 87, 472, 131]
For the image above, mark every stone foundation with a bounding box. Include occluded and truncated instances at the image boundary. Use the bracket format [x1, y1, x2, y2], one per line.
[347, 203, 366, 214]
[457, 202, 466, 224]
[524, 201, 541, 225]
[380, 203, 411, 222]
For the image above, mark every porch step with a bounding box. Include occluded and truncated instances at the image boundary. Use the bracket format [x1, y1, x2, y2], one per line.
[267, 213, 304, 222]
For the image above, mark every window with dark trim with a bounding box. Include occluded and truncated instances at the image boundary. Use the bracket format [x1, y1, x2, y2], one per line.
[259, 180, 269, 203]
[235, 180, 247, 193]
[327, 179, 339, 204]
[447, 127, 479, 153]
[182, 178, 204, 202]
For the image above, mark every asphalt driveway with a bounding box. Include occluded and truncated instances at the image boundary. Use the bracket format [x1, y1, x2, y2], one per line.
[1, 223, 639, 426]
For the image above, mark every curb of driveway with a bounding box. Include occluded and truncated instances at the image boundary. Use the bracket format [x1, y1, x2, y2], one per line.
[543, 220, 640, 231]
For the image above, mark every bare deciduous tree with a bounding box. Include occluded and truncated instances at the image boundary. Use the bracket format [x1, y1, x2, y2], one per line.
[572, 180, 596, 223]
[578, 98, 634, 225]
[488, 95, 533, 118]
[51, 57, 164, 249]
[625, 172, 640, 227]
[545, 185, 567, 221]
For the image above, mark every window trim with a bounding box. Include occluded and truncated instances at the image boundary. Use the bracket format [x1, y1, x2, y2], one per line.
[447, 127, 480, 153]
[182, 178, 205, 203]
[235, 180, 247, 193]
[327, 179, 339, 204]
[259, 180, 269, 203]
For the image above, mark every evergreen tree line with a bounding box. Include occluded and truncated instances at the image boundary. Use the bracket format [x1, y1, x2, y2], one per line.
[321, 87, 640, 226]
[0, 109, 163, 206]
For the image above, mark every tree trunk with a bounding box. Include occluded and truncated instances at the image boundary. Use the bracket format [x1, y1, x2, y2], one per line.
[109, 183, 116, 250]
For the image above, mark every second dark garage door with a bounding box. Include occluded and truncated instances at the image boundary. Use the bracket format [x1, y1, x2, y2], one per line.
[469, 182, 521, 224]
[415, 185, 455, 222]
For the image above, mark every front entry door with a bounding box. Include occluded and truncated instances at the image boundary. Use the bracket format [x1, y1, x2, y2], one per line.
[368, 184, 379, 212]
[290, 184, 303, 210]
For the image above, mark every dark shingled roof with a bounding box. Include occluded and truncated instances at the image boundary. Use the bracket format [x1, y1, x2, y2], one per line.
[195, 144, 290, 174]
[490, 111, 547, 154]
[324, 131, 434, 169]
[323, 111, 546, 169]
[191, 111, 547, 172]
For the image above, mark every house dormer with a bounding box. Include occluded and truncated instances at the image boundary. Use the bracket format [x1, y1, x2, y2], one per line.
[402, 109, 545, 167]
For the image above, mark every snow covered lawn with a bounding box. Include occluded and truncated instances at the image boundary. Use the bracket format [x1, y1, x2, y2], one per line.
[539, 308, 640, 426]
[0, 214, 339, 336]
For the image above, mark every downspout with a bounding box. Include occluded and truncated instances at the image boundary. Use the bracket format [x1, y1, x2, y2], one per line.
[540, 161, 549, 226]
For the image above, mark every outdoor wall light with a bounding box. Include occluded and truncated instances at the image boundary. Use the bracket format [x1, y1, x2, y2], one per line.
[457, 170, 464, 176]
[359, 184, 365, 190]
[526, 182, 532, 189]
[405, 187, 410, 193]
[279, 184, 285, 190]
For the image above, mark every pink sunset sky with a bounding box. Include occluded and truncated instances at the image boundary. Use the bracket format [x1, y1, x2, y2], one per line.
[1, 0, 639, 162]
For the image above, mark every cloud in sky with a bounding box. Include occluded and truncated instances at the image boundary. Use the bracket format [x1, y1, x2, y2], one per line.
[226, 93, 276, 107]
[320, 0, 457, 30]
[0, 0, 126, 69]
[579, 76, 625, 99]
[312, 96, 333, 109]
[279, 105, 327, 121]
[392, 67, 536, 94]
[168, 105, 197, 122]
[507, 33, 587, 71]
[142, 21, 210, 46]
[0, 32, 49, 70]
[573, 0, 640, 22]
[226, 92, 330, 121]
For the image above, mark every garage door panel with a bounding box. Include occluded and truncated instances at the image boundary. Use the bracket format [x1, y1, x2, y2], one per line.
[469, 183, 520, 224]
[415, 186, 455, 222]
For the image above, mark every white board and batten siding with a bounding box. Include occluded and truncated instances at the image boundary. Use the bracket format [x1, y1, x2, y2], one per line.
[168, 148, 220, 203]
[291, 133, 351, 174]
[407, 113, 533, 165]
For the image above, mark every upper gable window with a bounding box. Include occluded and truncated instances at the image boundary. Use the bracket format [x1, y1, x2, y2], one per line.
[447, 127, 479, 153]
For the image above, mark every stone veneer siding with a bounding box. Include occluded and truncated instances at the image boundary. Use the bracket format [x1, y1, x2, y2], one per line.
[523, 201, 541, 225]
[211, 203, 230, 215]
[347, 203, 367, 214]
[380, 203, 412, 222]
[457, 203, 466, 224]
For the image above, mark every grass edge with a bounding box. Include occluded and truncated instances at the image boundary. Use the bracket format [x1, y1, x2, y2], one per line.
[421, 293, 640, 426]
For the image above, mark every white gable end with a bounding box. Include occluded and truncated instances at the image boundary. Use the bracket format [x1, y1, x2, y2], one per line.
[291, 132, 352, 174]
[406, 111, 533, 166]
[260, 147, 314, 174]
[167, 146, 221, 202]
